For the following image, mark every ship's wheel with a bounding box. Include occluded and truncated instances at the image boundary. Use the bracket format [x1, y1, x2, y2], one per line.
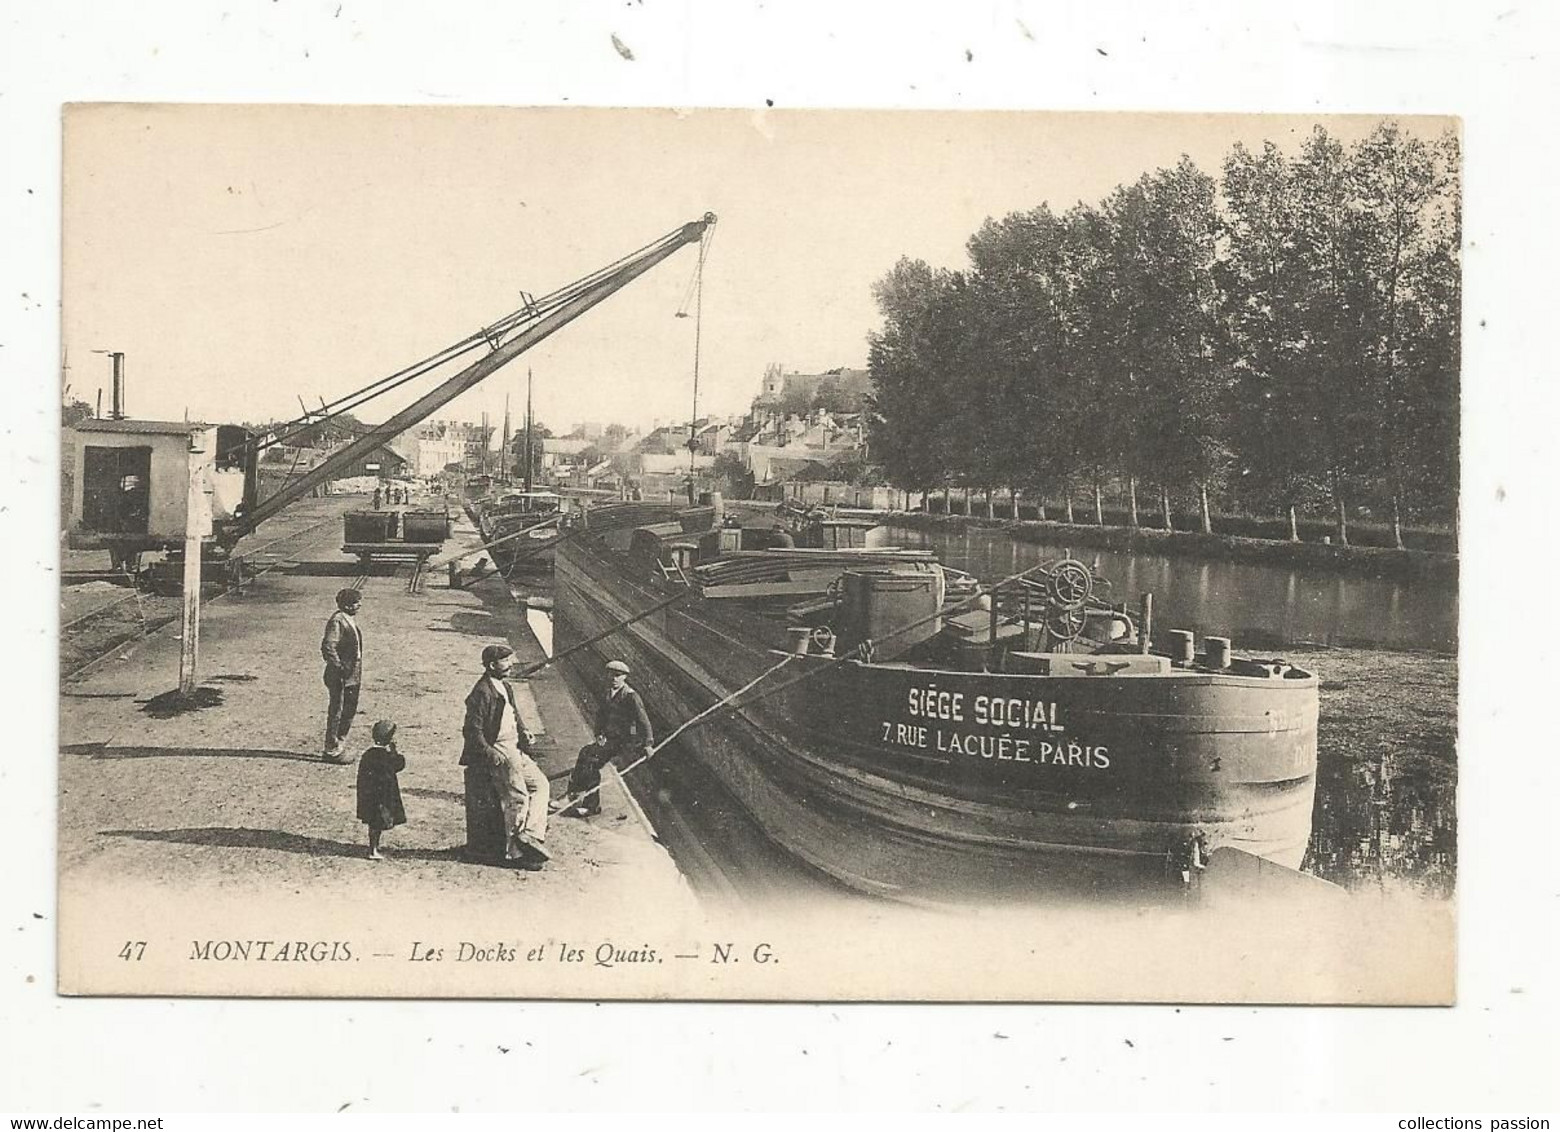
[1046, 606, 1089, 642]
[1046, 558, 1094, 611]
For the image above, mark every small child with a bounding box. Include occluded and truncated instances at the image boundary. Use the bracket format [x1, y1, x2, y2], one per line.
[356, 720, 407, 860]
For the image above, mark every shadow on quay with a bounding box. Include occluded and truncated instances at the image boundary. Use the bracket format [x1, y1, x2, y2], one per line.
[401, 786, 465, 805]
[63, 741, 323, 765]
[100, 826, 473, 863]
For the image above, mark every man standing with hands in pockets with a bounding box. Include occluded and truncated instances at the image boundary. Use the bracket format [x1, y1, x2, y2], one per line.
[320, 588, 364, 763]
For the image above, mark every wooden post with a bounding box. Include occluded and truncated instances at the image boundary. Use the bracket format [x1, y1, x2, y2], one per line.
[1139, 592, 1153, 655]
[178, 433, 210, 696]
[988, 583, 1000, 672]
[1021, 582, 1031, 651]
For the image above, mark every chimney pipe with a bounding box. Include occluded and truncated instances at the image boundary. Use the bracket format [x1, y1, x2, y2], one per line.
[109, 352, 126, 419]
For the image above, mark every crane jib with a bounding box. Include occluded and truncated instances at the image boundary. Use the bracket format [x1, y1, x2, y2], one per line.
[229, 213, 716, 541]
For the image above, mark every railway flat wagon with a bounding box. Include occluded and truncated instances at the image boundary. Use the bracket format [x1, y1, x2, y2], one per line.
[342, 508, 451, 565]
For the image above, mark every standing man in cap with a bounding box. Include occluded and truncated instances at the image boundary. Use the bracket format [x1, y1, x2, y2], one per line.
[320, 588, 364, 762]
[552, 659, 654, 818]
[461, 644, 550, 869]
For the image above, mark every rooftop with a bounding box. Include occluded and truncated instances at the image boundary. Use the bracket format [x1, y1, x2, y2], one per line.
[73, 418, 213, 436]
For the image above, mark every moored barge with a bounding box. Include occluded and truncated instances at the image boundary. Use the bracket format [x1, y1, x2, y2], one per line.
[554, 497, 1319, 904]
[468, 488, 564, 575]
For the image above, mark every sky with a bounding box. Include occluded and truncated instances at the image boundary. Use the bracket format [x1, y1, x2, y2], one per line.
[62, 106, 1451, 439]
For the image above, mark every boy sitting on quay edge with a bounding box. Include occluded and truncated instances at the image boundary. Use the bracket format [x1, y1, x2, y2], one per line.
[552, 659, 654, 818]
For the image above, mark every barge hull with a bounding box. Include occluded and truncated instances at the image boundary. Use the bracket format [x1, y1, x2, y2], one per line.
[555, 516, 1318, 902]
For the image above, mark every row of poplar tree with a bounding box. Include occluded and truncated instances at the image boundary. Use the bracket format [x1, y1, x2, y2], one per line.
[866, 122, 1461, 546]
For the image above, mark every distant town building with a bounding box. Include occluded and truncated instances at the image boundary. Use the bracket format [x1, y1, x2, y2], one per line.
[738, 365, 869, 487]
[722, 364, 878, 502]
[388, 419, 493, 477]
[540, 436, 592, 465]
[331, 445, 409, 482]
[752, 365, 871, 415]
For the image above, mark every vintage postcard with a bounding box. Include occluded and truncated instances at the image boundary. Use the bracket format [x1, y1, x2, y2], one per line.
[57, 104, 1458, 1002]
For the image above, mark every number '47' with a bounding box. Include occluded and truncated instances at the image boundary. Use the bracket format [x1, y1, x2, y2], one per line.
[118, 941, 146, 961]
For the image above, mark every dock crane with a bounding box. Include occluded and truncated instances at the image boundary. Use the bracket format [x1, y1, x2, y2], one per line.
[67, 214, 717, 575]
[217, 212, 717, 549]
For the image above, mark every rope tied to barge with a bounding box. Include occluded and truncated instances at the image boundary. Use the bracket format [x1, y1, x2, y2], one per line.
[551, 555, 1105, 809]
[555, 652, 799, 811]
[615, 653, 798, 782]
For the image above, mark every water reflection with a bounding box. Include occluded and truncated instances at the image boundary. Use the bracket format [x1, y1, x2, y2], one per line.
[1306, 741, 1458, 898]
[525, 606, 553, 656]
[878, 525, 1457, 653]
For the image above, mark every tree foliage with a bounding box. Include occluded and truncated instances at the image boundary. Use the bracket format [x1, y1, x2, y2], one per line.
[776, 384, 815, 419]
[710, 450, 756, 499]
[810, 376, 854, 415]
[867, 122, 1461, 533]
[866, 258, 969, 494]
[63, 398, 94, 427]
[508, 420, 553, 481]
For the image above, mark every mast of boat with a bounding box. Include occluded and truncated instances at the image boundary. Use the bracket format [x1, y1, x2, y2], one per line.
[501, 393, 512, 485]
[523, 367, 535, 495]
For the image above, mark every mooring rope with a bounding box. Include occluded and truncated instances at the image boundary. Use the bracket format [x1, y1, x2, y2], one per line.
[554, 652, 797, 810]
[544, 545, 1090, 812]
[425, 512, 561, 570]
[514, 588, 691, 680]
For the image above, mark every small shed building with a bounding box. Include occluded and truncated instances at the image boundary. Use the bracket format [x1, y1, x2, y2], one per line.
[68, 418, 255, 552]
[330, 444, 408, 482]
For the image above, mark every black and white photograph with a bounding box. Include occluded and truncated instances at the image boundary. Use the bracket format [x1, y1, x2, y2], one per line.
[7, 0, 1558, 1117]
[55, 104, 1460, 1003]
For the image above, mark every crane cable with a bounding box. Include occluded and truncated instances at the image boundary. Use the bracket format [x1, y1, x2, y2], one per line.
[675, 221, 717, 317]
[226, 221, 702, 461]
[676, 223, 717, 498]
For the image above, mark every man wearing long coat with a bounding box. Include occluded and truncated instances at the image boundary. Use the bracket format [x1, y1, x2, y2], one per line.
[320, 588, 363, 762]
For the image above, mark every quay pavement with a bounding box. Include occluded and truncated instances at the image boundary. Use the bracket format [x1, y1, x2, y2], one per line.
[57, 495, 700, 997]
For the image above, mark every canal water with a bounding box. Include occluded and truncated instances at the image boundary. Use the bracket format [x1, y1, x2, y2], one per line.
[875, 524, 1457, 654]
